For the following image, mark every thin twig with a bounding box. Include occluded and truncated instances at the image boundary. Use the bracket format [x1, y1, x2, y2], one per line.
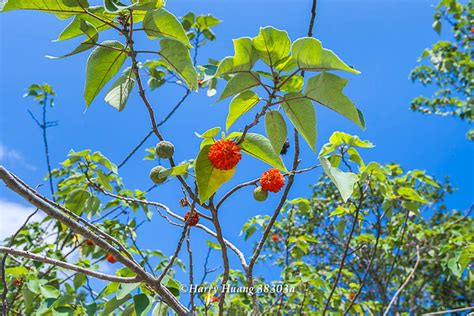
[383, 245, 421, 316]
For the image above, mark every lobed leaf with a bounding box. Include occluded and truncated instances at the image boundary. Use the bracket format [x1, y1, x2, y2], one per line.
[291, 37, 360, 74]
[305, 72, 365, 129]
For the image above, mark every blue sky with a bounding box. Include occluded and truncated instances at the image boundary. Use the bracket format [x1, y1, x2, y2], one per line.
[1, 0, 473, 294]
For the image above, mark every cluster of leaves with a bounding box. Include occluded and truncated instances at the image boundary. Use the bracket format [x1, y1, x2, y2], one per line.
[240, 132, 473, 314]
[195, 26, 364, 202]
[410, 0, 473, 139]
[2, 149, 190, 314]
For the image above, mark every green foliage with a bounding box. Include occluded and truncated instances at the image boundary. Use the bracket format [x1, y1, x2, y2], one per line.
[265, 111, 287, 153]
[242, 132, 472, 314]
[84, 41, 127, 106]
[195, 144, 236, 202]
[143, 8, 191, 46]
[410, 0, 473, 139]
[226, 91, 260, 131]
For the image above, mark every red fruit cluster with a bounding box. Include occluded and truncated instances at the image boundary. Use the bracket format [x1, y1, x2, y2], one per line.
[85, 239, 94, 246]
[212, 296, 220, 303]
[14, 278, 23, 287]
[260, 168, 285, 193]
[184, 211, 200, 226]
[106, 253, 117, 264]
[271, 234, 280, 242]
[208, 139, 242, 170]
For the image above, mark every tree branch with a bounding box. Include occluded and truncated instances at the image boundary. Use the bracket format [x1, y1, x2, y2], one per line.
[383, 245, 421, 316]
[0, 247, 140, 283]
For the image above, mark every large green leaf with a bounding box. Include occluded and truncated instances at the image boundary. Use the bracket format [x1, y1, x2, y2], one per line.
[104, 70, 135, 111]
[84, 40, 127, 106]
[320, 156, 358, 202]
[282, 93, 317, 152]
[65, 188, 91, 214]
[216, 37, 258, 76]
[0, 0, 88, 18]
[229, 132, 287, 171]
[133, 294, 152, 316]
[291, 37, 360, 74]
[252, 26, 291, 67]
[143, 9, 191, 47]
[47, 20, 98, 59]
[265, 111, 287, 153]
[40, 285, 60, 299]
[226, 91, 260, 131]
[195, 144, 236, 202]
[217, 72, 260, 102]
[116, 283, 140, 300]
[159, 39, 198, 90]
[305, 73, 365, 129]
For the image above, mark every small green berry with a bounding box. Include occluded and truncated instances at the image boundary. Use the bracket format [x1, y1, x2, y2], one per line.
[155, 141, 175, 159]
[253, 186, 268, 202]
[149, 166, 167, 184]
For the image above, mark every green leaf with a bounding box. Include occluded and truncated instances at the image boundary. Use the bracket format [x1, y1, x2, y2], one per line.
[280, 74, 304, 92]
[305, 72, 365, 129]
[329, 131, 374, 148]
[291, 37, 360, 74]
[65, 189, 91, 214]
[216, 37, 258, 76]
[47, 20, 98, 59]
[337, 220, 346, 240]
[230, 132, 287, 172]
[217, 72, 260, 102]
[133, 0, 164, 10]
[159, 39, 198, 90]
[196, 14, 221, 30]
[226, 91, 260, 131]
[143, 9, 191, 47]
[265, 111, 287, 153]
[5, 266, 30, 276]
[55, 7, 114, 41]
[84, 40, 127, 106]
[206, 240, 221, 250]
[101, 294, 131, 315]
[320, 156, 358, 202]
[252, 26, 291, 67]
[195, 127, 220, 138]
[195, 144, 236, 202]
[40, 285, 60, 299]
[117, 283, 140, 300]
[103, 0, 129, 13]
[1, 0, 88, 19]
[398, 187, 428, 204]
[282, 93, 317, 152]
[104, 70, 135, 111]
[84, 195, 100, 218]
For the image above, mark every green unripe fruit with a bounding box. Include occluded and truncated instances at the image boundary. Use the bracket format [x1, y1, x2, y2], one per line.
[149, 166, 167, 184]
[155, 141, 175, 159]
[253, 186, 268, 202]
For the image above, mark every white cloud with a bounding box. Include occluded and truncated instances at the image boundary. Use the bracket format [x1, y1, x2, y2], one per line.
[0, 144, 36, 171]
[0, 199, 44, 241]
